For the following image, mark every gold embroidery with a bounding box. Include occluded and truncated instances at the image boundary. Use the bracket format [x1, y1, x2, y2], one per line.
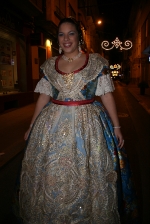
[20, 105, 120, 223]
[19, 54, 120, 223]
[62, 72, 74, 89]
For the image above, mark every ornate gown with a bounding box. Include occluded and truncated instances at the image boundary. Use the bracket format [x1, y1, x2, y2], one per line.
[19, 54, 138, 224]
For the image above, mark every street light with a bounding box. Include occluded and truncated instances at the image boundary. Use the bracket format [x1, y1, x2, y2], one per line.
[97, 20, 102, 25]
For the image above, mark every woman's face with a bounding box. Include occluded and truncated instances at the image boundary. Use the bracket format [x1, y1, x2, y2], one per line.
[58, 22, 79, 54]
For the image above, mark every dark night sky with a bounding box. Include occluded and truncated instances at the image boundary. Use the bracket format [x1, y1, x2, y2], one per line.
[97, 0, 133, 39]
[96, 0, 133, 64]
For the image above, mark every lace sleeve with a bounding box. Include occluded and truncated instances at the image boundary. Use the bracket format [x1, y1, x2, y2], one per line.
[95, 74, 115, 96]
[34, 77, 53, 96]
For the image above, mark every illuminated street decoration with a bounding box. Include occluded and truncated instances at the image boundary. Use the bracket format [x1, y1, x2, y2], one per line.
[101, 37, 132, 50]
[111, 70, 119, 76]
[110, 64, 121, 70]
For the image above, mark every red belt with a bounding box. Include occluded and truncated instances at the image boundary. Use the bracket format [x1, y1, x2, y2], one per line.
[51, 98, 95, 106]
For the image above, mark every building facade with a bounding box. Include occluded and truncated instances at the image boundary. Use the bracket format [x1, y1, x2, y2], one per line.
[0, 0, 101, 113]
[126, 0, 150, 85]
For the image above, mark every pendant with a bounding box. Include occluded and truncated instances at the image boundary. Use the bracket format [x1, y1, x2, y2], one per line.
[68, 58, 73, 63]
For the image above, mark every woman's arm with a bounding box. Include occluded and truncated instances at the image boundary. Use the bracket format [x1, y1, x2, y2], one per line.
[100, 92, 124, 148]
[24, 93, 50, 140]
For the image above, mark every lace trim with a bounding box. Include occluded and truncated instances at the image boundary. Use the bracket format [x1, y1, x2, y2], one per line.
[34, 77, 53, 96]
[40, 54, 110, 100]
[40, 53, 105, 85]
[95, 74, 115, 96]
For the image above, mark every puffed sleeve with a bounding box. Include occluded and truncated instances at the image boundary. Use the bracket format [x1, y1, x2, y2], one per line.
[34, 76, 53, 96]
[95, 73, 115, 96]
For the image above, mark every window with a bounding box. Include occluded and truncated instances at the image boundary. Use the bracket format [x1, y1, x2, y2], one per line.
[55, 0, 66, 19]
[78, 0, 86, 8]
[146, 19, 148, 37]
[0, 38, 16, 91]
[69, 4, 76, 19]
[30, 0, 43, 11]
[141, 21, 146, 43]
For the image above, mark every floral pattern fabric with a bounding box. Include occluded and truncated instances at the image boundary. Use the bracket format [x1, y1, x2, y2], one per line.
[19, 53, 139, 224]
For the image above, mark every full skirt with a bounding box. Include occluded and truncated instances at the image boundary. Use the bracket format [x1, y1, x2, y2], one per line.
[19, 102, 137, 223]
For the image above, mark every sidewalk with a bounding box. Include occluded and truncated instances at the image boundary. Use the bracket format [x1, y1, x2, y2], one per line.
[120, 82, 150, 115]
[0, 103, 35, 168]
[0, 85, 150, 168]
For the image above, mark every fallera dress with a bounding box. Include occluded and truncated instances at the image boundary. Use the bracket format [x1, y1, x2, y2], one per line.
[19, 53, 138, 224]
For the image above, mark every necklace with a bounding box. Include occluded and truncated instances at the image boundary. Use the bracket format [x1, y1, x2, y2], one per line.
[62, 52, 82, 63]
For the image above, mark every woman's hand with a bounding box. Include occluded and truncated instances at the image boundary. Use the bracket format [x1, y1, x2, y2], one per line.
[100, 93, 125, 148]
[23, 93, 50, 141]
[114, 128, 124, 148]
[24, 127, 32, 141]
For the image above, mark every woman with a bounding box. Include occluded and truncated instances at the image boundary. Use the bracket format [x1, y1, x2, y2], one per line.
[19, 18, 138, 223]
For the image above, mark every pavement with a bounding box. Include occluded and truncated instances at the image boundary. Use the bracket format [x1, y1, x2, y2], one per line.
[0, 83, 150, 168]
[123, 82, 150, 114]
[0, 103, 36, 168]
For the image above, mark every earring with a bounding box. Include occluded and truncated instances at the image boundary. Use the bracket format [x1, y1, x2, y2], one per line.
[78, 42, 81, 52]
[59, 46, 62, 54]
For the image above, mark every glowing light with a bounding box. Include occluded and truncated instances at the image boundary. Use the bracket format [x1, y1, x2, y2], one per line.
[46, 39, 51, 47]
[110, 64, 121, 70]
[46, 39, 52, 47]
[97, 20, 102, 25]
[111, 70, 119, 76]
[117, 64, 121, 69]
[112, 71, 119, 74]
[101, 37, 132, 50]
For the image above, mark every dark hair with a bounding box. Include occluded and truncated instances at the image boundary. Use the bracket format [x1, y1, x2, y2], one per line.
[58, 17, 84, 44]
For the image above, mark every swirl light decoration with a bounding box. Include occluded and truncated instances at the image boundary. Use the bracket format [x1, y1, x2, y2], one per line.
[110, 64, 121, 70]
[101, 37, 132, 50]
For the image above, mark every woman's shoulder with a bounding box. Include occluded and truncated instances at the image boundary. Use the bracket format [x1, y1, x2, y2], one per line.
[40, 56, 58, 70]
[45, 56, 58, 64]
[89, 53, 109, 66]
[40, 56, 58, 76]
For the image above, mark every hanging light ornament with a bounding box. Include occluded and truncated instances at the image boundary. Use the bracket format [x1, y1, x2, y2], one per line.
[110, 64, 121, 70]
[101, 37, 132, 50]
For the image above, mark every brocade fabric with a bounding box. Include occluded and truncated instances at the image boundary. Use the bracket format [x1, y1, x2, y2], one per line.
[34, 77, 53, 96]
[34, 68, 115, 97]
[95, 74, 115, 96]
[19, 54, 137, 224]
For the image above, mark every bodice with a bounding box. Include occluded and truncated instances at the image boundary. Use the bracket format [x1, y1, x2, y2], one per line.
[51, 77, 98, 100]
[35, 53, 115, 100]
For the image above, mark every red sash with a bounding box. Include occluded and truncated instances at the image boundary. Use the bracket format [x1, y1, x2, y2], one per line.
[51, 98, 95, 106]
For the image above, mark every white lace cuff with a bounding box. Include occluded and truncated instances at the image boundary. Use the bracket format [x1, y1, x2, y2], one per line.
[95, 74, 115, 96]
[34, 77, 53, 96]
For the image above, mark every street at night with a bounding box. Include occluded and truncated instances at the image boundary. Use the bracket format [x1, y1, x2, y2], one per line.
[0, 82, 150, 223]
[0, 0, 150, 223]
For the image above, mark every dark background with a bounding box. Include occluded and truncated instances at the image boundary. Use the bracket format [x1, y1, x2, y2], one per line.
[96, 0, 133, 64]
